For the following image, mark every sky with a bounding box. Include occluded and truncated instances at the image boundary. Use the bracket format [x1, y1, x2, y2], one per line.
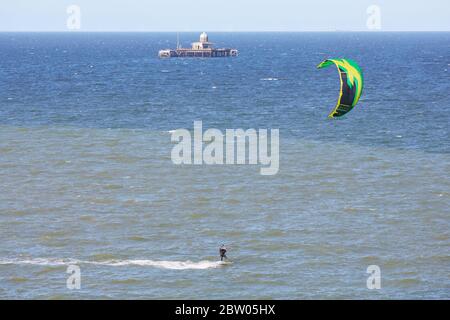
[1, 0, 449, 32]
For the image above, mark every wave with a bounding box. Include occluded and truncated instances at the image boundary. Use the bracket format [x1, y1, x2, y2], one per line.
[92, 260, 228, 270]
[0, 258, 229, 270]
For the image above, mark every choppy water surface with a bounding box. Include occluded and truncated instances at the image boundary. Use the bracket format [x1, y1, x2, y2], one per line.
[0, 33, 449, 299]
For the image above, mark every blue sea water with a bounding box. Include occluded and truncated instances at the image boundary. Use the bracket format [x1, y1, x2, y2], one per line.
[0, 32, 449, 299]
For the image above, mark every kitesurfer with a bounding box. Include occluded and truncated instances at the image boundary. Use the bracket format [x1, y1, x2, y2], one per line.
[219, 244, 227, 261]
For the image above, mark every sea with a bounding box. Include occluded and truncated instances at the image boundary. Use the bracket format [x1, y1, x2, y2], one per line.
[0, 32, 449, 299]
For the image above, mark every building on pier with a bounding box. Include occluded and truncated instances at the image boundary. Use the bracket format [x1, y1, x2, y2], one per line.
[159, 32, 238, 58]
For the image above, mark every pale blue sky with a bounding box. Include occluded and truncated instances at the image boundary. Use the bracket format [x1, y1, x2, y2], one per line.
[1, 0, 449, 31]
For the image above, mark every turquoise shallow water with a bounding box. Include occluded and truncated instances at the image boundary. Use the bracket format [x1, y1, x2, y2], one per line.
[0, 33, 449, 299]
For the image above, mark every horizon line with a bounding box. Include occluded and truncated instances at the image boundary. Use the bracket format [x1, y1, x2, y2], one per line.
[1, 30, 450, 33]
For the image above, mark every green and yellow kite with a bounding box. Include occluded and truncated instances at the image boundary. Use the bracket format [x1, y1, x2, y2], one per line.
[317, 58, 364, 118]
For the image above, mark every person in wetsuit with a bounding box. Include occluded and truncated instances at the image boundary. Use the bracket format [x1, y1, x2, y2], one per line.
[219, 244, 227, 261]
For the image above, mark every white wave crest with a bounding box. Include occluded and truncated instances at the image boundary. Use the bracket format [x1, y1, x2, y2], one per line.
[0, 258, 229, 270]
[0, 258, 80, 266]
[92, 260, 227, 269]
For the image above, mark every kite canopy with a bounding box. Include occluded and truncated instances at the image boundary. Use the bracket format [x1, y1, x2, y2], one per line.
[317, 58, 364, 118]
